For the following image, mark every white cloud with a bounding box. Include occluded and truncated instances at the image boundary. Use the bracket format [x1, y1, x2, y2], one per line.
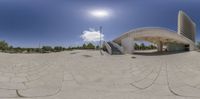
[81, 28, 104, 42]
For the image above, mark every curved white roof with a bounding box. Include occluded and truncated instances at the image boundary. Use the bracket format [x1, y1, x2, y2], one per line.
[113, 27, 195, 45]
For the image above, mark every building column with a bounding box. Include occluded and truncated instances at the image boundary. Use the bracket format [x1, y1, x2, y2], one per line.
[157, 41, 163, 52]
[189, 43, 195, 51]
[121, 37, 134, 54]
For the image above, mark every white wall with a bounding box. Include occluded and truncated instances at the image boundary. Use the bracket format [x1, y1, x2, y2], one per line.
[121, 37, 134, 54]
[189, 44, 196, 51]
[178, 11, 196, 42]
[157, 41, 163, 52]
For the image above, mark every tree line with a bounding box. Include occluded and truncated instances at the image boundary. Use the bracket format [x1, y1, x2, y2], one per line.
[134, 43, 157, 50]
[0, 40, 98, 53]
[69, 43, 99, 50]
[0, 40, 160, 53]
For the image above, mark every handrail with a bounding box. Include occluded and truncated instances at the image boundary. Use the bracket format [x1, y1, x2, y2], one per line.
[103, 41, 112, 54]
[110, 42, 124, 54]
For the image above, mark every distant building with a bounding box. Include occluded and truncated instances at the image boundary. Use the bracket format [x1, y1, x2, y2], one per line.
[104, 11, 196, 54]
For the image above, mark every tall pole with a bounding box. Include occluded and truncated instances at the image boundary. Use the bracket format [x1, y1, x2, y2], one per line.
[99, 26, 103, 55]
[39, 41, 41, 53]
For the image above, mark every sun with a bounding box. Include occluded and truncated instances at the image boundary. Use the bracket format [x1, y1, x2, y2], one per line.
[90, 10, 109, 18]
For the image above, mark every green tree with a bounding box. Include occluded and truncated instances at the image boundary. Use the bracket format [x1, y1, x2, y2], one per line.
[9, 46, 13, 49]
[0, 40, 9, 51]
[141, 43, 145, 50]
[96, 45, 100, 49]
[82, 44, 87, 49]
[149, 44, 156, 49]
[54, 46, 65, 52]
[42, 46, 53, 53]
[35, 48, 41, 53]
[67, 47, 72, 50]
[197, 41, 200, 49]
[26, 48, 35, 53]
[15, 47, 23, 53]
[134, 43, 139, 50]
[86, 43, 95, 49]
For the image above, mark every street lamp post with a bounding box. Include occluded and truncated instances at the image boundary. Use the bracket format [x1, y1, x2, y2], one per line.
[39, 41, 41, 53]
[89, 9, 109, 55]
[99, 26, 103, 55]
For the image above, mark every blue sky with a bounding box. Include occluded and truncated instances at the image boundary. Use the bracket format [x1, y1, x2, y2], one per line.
[0, 0, 199, 47]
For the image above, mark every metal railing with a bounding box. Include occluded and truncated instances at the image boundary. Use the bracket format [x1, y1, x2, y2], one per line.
[103, 41, 112, 54]
[110, 41, 124, 54]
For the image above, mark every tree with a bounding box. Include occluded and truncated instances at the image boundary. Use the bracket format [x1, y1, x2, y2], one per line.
[197, 41, 200, 49]
[9, 46, 13, 49]
[134, 43, 139, 50]
[149, 44, 156, 49]
[82, 44, 87, 49]
[86, 43, 95, 49]
[140, 43, 145, 50]
[54, 46, 65, 52]
[42, 46, 53, 52]
[35, 48, 41, 53]
[96, 45, 100, 49]
[67, 47, 72, 50]
[0, 40, 9, 51]
[26, 48, 35, 53]
[14, 47, 23, 53]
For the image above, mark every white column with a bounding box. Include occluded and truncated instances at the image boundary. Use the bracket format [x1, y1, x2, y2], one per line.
[189, 44, 195, 51]
[157, 41, 163, 52]
[121, 37, 134, 54]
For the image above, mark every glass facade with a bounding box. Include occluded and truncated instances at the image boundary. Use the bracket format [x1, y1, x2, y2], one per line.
[166, 43, 187, 51]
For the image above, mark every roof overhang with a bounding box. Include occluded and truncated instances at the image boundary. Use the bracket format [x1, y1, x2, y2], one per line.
[113, 27, 195, 45]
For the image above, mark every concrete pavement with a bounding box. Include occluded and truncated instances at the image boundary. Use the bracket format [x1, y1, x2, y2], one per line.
[0, 50, 200, 99]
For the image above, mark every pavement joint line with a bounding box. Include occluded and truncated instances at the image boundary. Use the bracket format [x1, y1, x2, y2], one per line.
[1, 51, 200, 98]
[130, 63, 162, 90]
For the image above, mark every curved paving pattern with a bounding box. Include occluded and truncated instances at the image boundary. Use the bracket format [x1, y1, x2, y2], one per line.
[1, 50, 200, 99]
[166, 52, 200, 98]
[0, 53, 64, 98]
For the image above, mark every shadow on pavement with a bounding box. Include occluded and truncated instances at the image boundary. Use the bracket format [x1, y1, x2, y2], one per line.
[133, 51, 188, 56]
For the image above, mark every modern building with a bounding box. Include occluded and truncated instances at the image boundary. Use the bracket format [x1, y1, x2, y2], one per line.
[104, 10, 196, 54]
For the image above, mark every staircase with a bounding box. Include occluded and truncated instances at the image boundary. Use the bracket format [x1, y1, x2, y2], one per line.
[107, 42, 122, 55]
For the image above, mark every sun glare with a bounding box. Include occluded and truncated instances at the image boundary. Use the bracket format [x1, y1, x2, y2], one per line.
[90, 10, 109, 18]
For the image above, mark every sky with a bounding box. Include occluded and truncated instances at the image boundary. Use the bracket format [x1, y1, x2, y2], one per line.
[0, 0, 199, 47]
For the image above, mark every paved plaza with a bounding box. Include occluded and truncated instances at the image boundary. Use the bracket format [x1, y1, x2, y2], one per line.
[0, 50, 200, 99]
